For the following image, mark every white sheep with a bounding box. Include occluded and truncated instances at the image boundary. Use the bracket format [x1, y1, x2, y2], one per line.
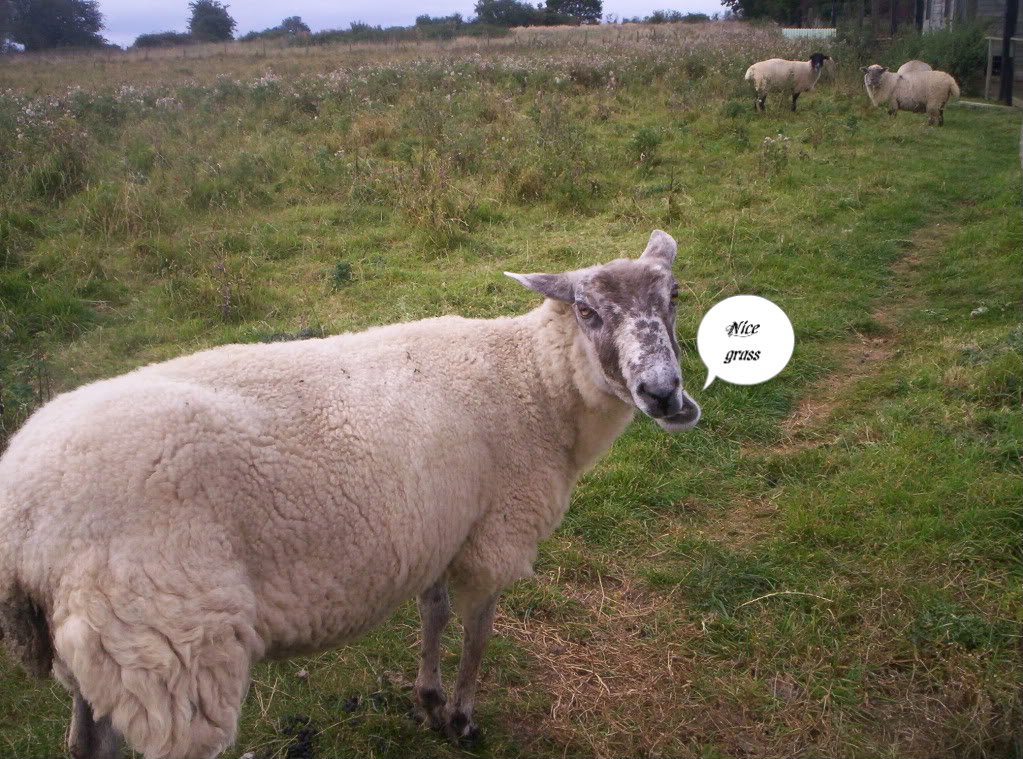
[861, 64, 960, 126]
[744, 52, 831, 112]
[896, 59, 932, 74]
[0, 230, 701, 759]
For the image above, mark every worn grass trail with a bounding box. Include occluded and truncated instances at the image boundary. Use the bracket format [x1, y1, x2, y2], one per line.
[0, 27, 1020, 759]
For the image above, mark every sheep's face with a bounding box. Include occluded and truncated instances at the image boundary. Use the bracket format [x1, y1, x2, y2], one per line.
[861, 64, 888, 89]
[809, 53, 830, 73]
[506, 230, 700, 432]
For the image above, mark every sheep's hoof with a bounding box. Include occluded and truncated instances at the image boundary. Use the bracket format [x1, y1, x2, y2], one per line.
[413, 687, 447, 731]
[443, 709, 482, 747]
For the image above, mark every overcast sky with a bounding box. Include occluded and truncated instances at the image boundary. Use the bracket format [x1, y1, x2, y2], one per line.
[98, 1, 727, 47]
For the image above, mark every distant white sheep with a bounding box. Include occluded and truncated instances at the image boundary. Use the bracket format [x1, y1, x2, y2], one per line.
[0, 231, 700, 759]
[744, 52, 831, 111]
[861, 64, 960, 126]
[897, 60, 932, 74]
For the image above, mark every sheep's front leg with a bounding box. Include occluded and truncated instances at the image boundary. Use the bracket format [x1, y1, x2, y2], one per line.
[443, 590, 499, 744]
[68, 683, 123, 759]
[414, 580, 451, 730]
[791, 92, 799, 111]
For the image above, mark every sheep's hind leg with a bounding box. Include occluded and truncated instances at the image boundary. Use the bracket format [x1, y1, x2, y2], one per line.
[443, 589, 499, 745]
[414, 580, 451, 730]
[68, 683, 124, 759]
[791, 92, 799, 111]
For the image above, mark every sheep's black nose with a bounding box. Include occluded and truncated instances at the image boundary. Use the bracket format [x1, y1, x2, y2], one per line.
[637, 379, 681, 416]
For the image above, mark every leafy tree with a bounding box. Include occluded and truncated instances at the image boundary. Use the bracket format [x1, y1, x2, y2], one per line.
[414, 13, 465, 40]
[416, 12, 464, 26]
[279, 16, 310, 35]
[0, 1, 11, 50]
[133, 30, 193, 48]
[473, 0, 543, 27]
[719, 0, 801, 24]
[187, 0, 236, 41]
[4, 0, 105, 50]
[238, 17, 308, 42]
[546, 0, 602, 24]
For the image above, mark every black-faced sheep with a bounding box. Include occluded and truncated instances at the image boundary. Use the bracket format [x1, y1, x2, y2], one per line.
[0, 231, 700, 759]
[744, 52, 831, 112]
[861, 63, 960, 126]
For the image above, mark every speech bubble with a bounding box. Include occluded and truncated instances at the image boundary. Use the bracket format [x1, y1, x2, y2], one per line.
[697, 295, 794, 390]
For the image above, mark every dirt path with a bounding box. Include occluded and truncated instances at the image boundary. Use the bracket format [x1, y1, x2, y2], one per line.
[754, 226, 942, 457]
[701, 223, 953, 546]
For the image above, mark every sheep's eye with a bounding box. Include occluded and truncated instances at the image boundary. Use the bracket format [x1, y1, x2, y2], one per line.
[577, 305, 595, 319]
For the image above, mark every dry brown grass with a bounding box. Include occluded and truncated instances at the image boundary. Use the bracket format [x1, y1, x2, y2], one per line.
[496, 569, 708, 757]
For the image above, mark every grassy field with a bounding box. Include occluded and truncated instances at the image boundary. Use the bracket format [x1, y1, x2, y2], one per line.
[1, 22, 1020, 759]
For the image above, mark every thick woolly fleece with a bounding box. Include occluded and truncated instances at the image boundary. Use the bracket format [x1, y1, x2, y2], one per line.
[896, 60, 932, 74]
[744, 57, 823, 97]
[863, 65, 960, 125]
[0, 298, 635, 758]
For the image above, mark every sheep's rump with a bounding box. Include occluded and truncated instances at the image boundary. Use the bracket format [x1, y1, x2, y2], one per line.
[879, 69, 957, 106]
[895, 70, 959, 108]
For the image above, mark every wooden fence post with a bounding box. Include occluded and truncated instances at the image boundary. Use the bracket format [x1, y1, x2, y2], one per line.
[1000, 0, 1019, 105]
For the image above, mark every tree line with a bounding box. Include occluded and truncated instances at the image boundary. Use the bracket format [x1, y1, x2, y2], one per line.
[0, 0, 614, 52]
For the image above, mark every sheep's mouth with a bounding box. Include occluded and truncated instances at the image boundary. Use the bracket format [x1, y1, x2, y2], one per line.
[649, 394, 700, 432]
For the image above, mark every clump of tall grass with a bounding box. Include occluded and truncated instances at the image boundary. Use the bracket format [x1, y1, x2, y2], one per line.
[0, 210, 42, 268]
[184, 149, 284, 211]
[28, 126, 91, 202]
[391, 149, 476, 250]
[72, 181, 165, 238]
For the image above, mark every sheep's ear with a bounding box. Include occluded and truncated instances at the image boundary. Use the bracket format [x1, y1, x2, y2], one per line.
[860, 66, 869, 73]
[505, 272, 575, 302]
[881, 66, 888, 72]
[640, 229, 677, 266]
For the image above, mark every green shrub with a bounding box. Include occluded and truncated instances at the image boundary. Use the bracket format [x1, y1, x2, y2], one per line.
[629, 127, 663, 163]
[330, 259, 354, 289]
[683, 57, 709, 80]
[69, 92, 129, 127]
[125, 141, 159, 176]
[887, 22, 988, 84]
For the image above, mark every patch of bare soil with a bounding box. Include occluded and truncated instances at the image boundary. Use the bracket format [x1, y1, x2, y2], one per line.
[697, 495, 781, 546]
